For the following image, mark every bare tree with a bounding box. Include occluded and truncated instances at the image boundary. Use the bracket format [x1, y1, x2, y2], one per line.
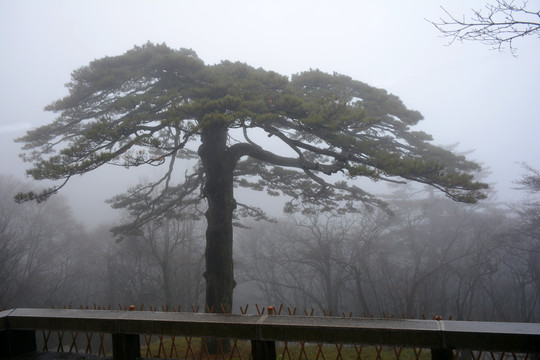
[429, 0, 540, 55]
[327, 184, 511, 319]
[496, 164, 540, 321]
[372, 193, 466, 316]
[516, 164, 540, 194]
[237, 187, 537, 321]
[100, 217, 205, 307]
[104, 234, 158, 305]
[237, 209, 389, 314]
[0, 175, 86, 307]
[139, 216, 205, 306]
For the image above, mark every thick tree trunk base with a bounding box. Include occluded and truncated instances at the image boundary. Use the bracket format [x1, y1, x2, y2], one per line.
[199, 126, 236, 355]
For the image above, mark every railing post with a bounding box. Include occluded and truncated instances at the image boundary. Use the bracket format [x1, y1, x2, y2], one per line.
[251, 306, 277, 360]
[112, 333, 141, 360]
[0, 329, 36, 358]
[112, 305, 140, 360]
[251, 339, 277, 360]
[431, 348, 454, 360]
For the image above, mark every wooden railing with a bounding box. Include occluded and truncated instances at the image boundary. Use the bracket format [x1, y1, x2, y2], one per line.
[1, 308, 539, 360]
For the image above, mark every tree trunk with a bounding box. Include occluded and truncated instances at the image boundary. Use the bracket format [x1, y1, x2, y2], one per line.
[198, 124, 236, 353]
[160, 259, 173, 306]
[352, 267, 371, 315]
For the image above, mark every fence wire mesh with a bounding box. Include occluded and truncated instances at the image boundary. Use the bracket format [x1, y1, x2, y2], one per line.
[31, 304, 536, 360]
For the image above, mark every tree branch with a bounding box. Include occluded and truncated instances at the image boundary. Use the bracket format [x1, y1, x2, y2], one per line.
[428, 0, 540, 55]
[228, 142, 344, 175]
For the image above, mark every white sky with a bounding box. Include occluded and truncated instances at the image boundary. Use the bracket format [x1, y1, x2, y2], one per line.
[1, 0, 539, 228]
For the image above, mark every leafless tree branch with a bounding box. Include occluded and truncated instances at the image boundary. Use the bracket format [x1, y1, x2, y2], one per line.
[428, 0, 540, 55]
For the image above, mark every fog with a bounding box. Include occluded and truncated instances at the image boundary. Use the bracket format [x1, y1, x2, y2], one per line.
[1, 0, 539, 228]
[2, 171, 538, 321]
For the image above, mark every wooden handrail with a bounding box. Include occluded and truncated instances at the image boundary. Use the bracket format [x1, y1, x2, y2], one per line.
[1, 308, 539, 360]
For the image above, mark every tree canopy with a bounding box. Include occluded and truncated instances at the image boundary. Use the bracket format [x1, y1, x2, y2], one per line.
[16, 43, 488, 320]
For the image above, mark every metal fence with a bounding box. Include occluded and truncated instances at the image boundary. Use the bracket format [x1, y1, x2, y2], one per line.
[1, 305, 539, 360]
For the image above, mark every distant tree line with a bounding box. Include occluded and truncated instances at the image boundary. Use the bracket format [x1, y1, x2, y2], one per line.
[1, 170, 538, 321]
[0, 174, 206, 308]
[237, 185, 538, 322]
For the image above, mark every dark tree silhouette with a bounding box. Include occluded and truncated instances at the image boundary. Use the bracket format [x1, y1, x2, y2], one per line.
[16, 43, 487, 337]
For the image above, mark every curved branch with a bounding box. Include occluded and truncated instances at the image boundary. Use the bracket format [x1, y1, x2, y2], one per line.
[228, 142, 344, 175]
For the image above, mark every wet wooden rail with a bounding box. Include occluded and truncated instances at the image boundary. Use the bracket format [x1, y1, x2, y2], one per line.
[1, 308, 539, 360]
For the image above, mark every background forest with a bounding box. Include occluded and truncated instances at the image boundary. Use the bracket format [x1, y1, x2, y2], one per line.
[2, 168, 538, 322]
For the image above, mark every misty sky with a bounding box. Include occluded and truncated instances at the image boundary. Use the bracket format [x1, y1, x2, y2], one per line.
[1, 0, 539, 228]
